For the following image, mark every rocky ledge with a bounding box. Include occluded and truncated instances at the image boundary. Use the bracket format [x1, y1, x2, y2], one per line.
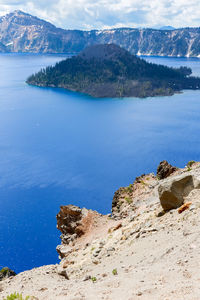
[1, 160, 200, 299]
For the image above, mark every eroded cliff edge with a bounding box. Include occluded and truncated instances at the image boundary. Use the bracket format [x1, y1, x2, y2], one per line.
[1, 160, 200, 299]
[3, 10, 200, 58]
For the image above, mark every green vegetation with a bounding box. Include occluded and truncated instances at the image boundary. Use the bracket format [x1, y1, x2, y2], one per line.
[126, 184, 133, 194]
[27, 44, 200, 98]
[187, 160, 195, 167]
[91, 276, 97, 283]
[125, 196, 132, 204]
[187, 167, 192, 172]
[140, 180, 147, 186]
[0, 268, 9, 276]
[112, 268, 118, 275]
[4, 293, 29, 300]
[0, 267, 16, 279]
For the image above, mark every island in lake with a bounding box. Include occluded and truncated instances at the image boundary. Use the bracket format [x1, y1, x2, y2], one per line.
[27, 44, 200, 98]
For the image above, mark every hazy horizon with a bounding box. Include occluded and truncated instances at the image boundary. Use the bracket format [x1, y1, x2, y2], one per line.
[1, 10, 179, 31]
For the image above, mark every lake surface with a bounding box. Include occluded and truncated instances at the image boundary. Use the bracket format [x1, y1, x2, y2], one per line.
[1, 54, 200, 273]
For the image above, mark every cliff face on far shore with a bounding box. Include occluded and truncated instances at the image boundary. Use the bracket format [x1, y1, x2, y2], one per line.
[1, 160, 200, 299]
[2, 10, 200, 57]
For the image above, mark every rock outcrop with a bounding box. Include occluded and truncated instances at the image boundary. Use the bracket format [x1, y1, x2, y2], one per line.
[157, 160, 177, 180]
[56, 205, 116, 261]
[112, 173, 158, 219]
[56, 205, 94, 259]
[158, 173, 200, 211]
[57, 205, 88, 245]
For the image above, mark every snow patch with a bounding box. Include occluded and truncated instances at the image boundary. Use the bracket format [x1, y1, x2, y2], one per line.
[6, 42, 13, 46]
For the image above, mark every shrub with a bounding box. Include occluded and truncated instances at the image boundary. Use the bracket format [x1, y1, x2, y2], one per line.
[126, 184, 133, 193]
[91, 276, 97, 283]
[4, 293, 30, 300]
[125, 197, 132, 204]
[187, 160, 195, 168]
[112, 268, 118, 276]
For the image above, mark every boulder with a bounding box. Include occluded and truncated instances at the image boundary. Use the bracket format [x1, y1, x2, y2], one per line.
[158, 174, 200, 211]
[157, 160, 177, 180]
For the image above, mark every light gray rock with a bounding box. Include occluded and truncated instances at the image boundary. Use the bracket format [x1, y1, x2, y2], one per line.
[83, 275, 91, 281]
[57, 265, 69, 280]
[189, 204, 196, 211]
[107, 247, 115, 252]
[158, 173, 200, 211]
[93, 248, 101, 257]
[56, 245, 73, 259]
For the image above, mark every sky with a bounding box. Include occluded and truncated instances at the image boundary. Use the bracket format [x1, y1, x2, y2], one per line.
[0, 0, 199, 30]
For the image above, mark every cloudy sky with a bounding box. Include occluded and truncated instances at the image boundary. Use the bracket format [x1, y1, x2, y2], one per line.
[0, 0, 199, 30]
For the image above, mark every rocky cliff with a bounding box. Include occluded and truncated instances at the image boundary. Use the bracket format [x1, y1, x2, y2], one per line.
[0, 10, 88, 53]
[1, 160, 200, 299]
[2, 10, 200, 57]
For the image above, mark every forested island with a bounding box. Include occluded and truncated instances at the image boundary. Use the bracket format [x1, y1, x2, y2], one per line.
[27, 44, 200, 98]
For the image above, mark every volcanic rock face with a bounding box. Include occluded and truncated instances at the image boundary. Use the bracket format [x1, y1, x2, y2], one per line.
[157, 160, 177, 180]
[56, 205, 115, 261]
[56, 205, 91, 259]
[0, 10, 87, 53]
[2, 10, 200, 56]
[57, 205, 87, 244]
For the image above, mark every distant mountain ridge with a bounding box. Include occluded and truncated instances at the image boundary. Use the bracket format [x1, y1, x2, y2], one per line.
[1, 10, 200, 57]
[159, 26, 175, 31]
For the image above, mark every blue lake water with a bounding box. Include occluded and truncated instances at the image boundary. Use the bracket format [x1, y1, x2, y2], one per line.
[1, 54, 200, 273]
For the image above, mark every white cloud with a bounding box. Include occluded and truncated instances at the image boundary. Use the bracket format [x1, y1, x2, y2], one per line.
[0, 0, 200, 30]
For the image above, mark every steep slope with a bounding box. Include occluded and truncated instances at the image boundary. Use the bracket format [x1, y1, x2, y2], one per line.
[0, 41, 7, 52]
[0, 10, 87, 53]
[26, 44, 200, 98]
[2, 11, 200, 57]
[1, 161, 200, 299]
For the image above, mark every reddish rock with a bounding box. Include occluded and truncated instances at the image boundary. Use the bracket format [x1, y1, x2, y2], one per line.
[178, 202, 192, 214]
[56, 205, 90, 245]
